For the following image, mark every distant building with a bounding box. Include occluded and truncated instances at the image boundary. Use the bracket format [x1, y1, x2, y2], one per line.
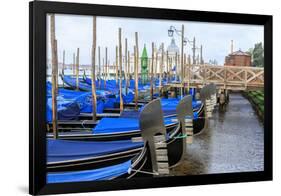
[224, 40, 251, 67]
[167, 38, 179, 56]
[224, 50, 251, 67]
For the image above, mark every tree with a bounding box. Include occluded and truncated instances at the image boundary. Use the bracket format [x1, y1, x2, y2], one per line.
[249, 42, 264, 67]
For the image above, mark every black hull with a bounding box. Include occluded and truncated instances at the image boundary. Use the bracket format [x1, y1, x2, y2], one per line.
[47, 104, 205, 141]
[47, 124, 184, 174]
[193, 104, 205, 135]
[48, 123, 177, 141]
[47, 147, 142, 172]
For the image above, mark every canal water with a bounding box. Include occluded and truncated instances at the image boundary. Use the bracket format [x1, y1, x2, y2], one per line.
[171, 93, 264, 175]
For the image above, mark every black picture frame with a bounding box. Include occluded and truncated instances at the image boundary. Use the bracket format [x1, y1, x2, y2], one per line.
[29, 1, 272, 195]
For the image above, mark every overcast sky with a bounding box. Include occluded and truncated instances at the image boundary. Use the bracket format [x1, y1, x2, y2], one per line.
[47, 14, 263, 65]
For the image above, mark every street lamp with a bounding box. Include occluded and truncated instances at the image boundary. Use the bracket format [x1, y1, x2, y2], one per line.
[168, 26, 187, 46]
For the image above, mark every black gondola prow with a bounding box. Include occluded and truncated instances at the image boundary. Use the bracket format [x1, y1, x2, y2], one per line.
[139, 99, 169, 176]
[176, 95, 193, 154]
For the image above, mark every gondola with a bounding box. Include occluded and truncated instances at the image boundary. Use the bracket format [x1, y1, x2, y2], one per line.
[47, 142, 149, 183]
[47, 96, 193, 183]
[61, 75, 135, 107]
[46, 102, 204, 141]
[46, 86, 209, 140]
[47, 96, 193, 174]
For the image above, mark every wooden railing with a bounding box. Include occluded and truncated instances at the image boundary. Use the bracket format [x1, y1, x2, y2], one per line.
[182, 64, 264, 90]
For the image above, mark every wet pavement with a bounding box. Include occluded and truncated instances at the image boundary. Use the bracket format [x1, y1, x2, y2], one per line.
[170, 93, 264, 175]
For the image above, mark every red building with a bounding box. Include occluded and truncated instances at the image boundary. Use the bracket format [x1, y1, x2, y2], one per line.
[224, 49, 252, 67]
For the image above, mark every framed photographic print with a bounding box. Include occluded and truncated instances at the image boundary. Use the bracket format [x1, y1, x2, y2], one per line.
[29, 1, 272, 195]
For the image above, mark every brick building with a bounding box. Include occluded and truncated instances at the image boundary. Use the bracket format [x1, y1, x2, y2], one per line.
[224, 49, 252, 67]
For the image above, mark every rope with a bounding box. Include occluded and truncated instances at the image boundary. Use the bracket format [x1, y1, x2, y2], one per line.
[128, 168, 159, 175]
[174, 133, 189, 139]
[81, 120, 88, 129]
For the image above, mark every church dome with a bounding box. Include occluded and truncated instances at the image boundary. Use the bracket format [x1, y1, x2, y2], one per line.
[167, 38, 179, 55]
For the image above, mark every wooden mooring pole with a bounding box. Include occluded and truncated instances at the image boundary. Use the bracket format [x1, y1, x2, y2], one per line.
[125, 38, 128, 95]
[76, 48, 80, 91]
[50, 14, 58, 139]
[73, 53, 75, 76]
[105, 47, 108, 81]
[135, 32, 139, 110]
[91, 16, 97, 121]
[118, 28, 124, 111]
[98, 46, 101, 88]
[150, 42, 154, 101]
[62, 50, 65, 87]
[181, 25, 184, 96]
[160, 43, 164, 92]
[115, 45, 118, 85]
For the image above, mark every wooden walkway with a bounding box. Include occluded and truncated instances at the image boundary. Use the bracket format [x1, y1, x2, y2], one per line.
[168, 64, 264, 91]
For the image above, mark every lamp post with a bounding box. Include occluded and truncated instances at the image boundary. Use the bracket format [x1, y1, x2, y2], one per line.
[168, 25, 187, 97]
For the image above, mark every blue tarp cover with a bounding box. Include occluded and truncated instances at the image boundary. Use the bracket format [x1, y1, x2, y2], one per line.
[93, 117, 175, 134]
[47, 160, 131, 183]
[47, 139, 143, 163]
[47, 81, 105, 114]
[46, 97, 80, 123]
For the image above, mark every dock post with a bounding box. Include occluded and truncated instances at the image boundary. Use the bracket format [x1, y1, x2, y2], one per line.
[134, 32, 139, 110]
[62, 50, 65, 87]
[118, 28, 124, 112]
[115, 45, 118, 85]
[105, 47, 108, 83]
[150, 42, 155, 101]
[160, 43, 164, 95]
[91, 16, 97, 121]
[76, 48, 80, 91]
[50, 14, 58, 139]
[180, 25, 185, 96]
[102, 58, 106, 88]
[125, 38, 128, 95]
[98, 46, 101, 88]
